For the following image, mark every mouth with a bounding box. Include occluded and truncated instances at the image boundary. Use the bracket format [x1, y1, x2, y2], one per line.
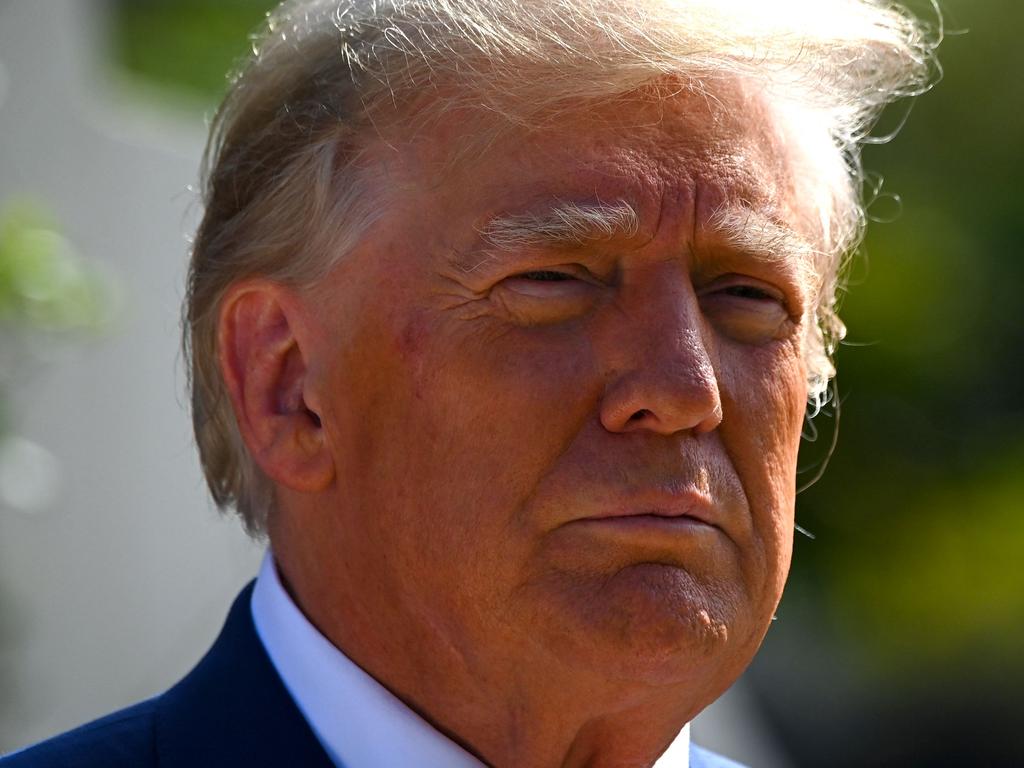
[564, 479, 724, 538]
[576, 512, 716, 531]
[567, 499, 721, 547]
[563, 511, 720, 558]
[580, 490, 718, 527]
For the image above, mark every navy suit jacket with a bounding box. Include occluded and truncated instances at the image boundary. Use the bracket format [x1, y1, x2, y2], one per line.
[1, 584, 746, 767]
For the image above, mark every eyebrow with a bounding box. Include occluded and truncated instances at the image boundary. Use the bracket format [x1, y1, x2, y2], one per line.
[457, 200, 640, 272]
[457, 198, 819, 277]
[705, 205, 819, 270]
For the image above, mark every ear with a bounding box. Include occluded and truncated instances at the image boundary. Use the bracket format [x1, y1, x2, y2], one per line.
[217, 280, 334, 494]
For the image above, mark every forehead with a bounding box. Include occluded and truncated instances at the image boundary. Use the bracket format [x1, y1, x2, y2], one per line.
[393, 80, 822, 249]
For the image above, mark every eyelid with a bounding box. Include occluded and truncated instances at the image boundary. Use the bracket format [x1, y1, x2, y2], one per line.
[702, 274, 784, 299]
[506, 262, 608, 286]
[699, 274, 797, 344]
[517, 269, 578, 281]
[501, 276, 593, 298]
[495, 265, 604, 304]
[699, 274, 804, 320]
[521, 261, 594, 277]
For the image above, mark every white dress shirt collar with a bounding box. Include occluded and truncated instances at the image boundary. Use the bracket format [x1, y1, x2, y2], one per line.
[251, 551, 690, 768]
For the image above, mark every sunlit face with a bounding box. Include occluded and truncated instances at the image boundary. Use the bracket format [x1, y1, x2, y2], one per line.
[302, 82, 815, 701]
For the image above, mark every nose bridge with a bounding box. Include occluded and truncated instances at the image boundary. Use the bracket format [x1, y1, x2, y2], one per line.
[598, 267, 723, 435]
[637, 280, 713, 378]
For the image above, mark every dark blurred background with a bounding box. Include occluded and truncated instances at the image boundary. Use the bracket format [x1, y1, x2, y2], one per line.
[762, 1, 1024, 764]
[1, 0, 1020, 765]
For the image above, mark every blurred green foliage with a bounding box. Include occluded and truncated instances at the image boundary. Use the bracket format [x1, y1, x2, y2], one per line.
[0, 201, 115, 332]
[114, 0, 275, 102]
[795, 0, 1024, 678]
[0, 200, 118, 444]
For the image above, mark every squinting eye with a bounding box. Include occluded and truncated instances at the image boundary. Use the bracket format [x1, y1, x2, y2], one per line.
[721, 284, 778, 302]
[700, 278, 792, 344]
[518, 270, 575, 282]
[494, 268, 599, 324]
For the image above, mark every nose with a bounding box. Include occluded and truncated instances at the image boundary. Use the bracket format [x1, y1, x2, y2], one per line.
[598, 275, 723, 436]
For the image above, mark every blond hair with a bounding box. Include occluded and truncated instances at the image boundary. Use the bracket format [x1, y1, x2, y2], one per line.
[185, 0, 938, 535]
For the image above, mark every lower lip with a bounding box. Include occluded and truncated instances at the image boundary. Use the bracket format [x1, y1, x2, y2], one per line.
[575, 514, 716, 533]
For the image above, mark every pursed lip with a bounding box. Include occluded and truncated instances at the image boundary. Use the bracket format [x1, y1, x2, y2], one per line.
[576, 489, 719, 529]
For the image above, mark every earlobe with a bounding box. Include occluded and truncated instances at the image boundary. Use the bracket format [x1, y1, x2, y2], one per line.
[217, 281, 335, 494]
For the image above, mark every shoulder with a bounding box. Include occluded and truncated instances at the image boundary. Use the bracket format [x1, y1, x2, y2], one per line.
[690, 743, 750, 768]
[0, 699, 158, 768]
[2, 583, 331, 768]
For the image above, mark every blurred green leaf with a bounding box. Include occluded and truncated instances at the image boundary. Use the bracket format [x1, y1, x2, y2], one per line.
[0, 200, 117, 332]
[112, 0, 276, 103]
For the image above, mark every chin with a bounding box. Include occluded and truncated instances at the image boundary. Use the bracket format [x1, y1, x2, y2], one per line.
[542, 562, 762, 688]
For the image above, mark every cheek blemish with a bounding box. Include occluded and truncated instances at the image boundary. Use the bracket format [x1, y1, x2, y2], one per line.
[396, 312, 432, 401]
[397, 312, 430, 359]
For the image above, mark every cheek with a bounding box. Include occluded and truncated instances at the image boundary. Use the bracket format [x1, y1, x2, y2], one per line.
[330, 311, 603, 577]
[722, 339, 806, 475]
[411, 322, 601, 510]
[718, 341, 806, 588]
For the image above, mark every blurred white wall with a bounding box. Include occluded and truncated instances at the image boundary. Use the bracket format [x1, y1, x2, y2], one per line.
[0, 2, 789, 765]
[0, 0, 263, 749]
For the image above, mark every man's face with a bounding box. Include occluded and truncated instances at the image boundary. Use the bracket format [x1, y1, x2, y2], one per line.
[301, 83, 815, 702]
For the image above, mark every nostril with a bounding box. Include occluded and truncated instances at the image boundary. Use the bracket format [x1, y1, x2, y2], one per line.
[629, 409, 651, 422]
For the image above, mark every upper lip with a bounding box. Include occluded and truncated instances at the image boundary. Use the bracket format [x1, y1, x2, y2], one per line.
[579, 488, 718, 528]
